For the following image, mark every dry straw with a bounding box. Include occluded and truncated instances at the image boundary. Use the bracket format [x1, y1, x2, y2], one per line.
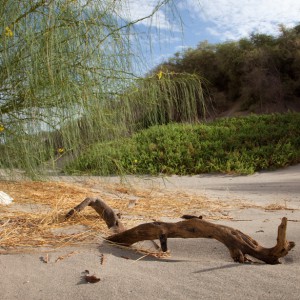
[0, 179, 256, 252]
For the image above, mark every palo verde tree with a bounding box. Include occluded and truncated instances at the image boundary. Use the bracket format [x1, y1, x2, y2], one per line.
[0, 0, 206, 177]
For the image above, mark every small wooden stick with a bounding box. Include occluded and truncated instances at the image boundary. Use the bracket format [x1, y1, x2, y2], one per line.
[65, 197, 125, 233]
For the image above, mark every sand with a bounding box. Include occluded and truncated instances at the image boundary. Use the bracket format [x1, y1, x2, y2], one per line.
[1, 165, 300, 300]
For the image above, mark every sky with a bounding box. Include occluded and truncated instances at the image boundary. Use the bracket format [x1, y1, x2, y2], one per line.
[120, 0, 300, 71]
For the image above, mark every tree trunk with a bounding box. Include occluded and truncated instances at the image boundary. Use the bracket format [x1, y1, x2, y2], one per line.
[66, 197, 295, 264]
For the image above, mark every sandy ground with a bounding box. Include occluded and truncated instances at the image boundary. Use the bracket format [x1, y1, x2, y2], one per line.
[1, 165, 300, 300]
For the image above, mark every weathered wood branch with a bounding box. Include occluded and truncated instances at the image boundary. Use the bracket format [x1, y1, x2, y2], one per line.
[66, 198, 295, 264]
[65, 197, 125, 233]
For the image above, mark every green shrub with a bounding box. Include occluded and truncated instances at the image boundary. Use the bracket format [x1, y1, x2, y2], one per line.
[65, 113, 300, 175]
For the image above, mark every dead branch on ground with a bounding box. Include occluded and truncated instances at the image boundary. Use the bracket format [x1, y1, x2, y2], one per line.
[66, 197, 295, 264]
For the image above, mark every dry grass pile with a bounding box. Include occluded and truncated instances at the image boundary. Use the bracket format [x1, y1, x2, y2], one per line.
[0, 179, 246, 251]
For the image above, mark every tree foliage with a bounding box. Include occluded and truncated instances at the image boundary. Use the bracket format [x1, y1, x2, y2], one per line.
[0, 0, 207, 177]
[154, 25, 300, 115]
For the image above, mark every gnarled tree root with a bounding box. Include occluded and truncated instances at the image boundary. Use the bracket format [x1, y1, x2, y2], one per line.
[65, 197, 125, 233]
[66, 198, 295, 264]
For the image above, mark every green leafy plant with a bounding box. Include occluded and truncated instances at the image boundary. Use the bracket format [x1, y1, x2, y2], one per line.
[65, 113, 300, 175]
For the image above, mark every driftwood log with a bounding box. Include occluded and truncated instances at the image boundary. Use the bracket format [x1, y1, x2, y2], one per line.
[65, 197, 295, 264]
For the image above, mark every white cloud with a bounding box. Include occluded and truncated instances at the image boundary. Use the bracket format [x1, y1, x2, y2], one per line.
[117, 0, 178, 30]
[181, 0, 300, 40]
[174, 45, 190, 52]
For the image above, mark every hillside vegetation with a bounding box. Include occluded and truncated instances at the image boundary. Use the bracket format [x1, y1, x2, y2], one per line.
[151, 24, 300, 118]
[65, 113, 300, 175]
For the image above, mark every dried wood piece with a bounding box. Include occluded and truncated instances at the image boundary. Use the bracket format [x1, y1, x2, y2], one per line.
[85, 275, 101, 283]
[66, 200, 295, 264]
[55, 251, 78, 263]
[100, 254, 104, 265]
[65, 197, 125, 233]
[181, 215, 203, 219]
[40, 254, 49, 263]
[107, 217, 295, 264]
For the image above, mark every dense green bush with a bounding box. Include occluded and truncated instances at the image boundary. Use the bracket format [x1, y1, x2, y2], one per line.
[64, 113, 300, 175]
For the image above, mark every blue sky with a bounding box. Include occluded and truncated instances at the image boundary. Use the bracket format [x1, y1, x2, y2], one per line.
[119, 0, 300, 72]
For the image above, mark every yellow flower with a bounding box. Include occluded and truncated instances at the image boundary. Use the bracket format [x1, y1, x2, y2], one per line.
[157, 71, 163, 80]
[0, 125, 4, 132]
[134, 159, 138, 163]
[58, 148, 65, 154]
[5, 26, 13, 37]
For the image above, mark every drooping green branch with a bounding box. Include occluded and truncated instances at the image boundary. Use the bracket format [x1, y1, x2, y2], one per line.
[0, 1, 207, 177]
